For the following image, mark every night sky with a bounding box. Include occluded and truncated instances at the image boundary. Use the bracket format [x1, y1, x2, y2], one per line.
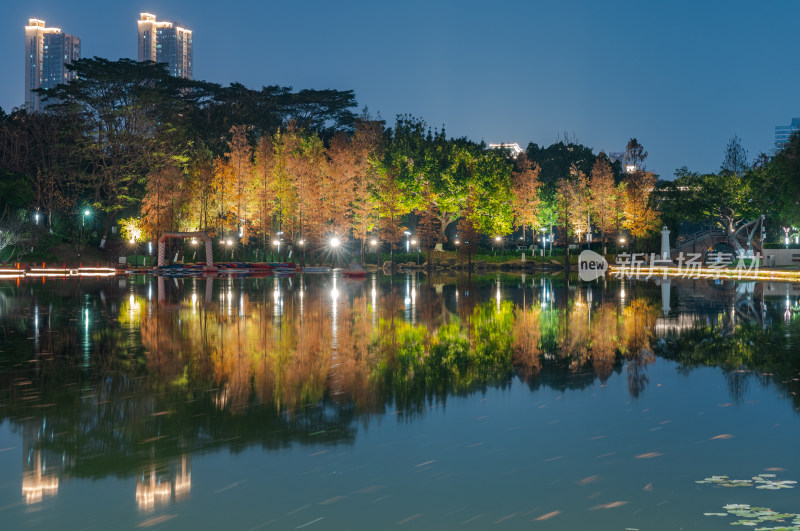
[3, 0, 798, 178]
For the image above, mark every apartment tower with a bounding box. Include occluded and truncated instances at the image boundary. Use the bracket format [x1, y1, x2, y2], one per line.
[24, 19, 81, 112]
[137, 13, 193, 79]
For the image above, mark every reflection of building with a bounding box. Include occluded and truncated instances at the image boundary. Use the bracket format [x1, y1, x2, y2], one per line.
[24, 19, 81, 112]
[136, 470, 171, 511]
[174, 455, 191, 501]
[137, 13, 193, 79]
[22, 420, 62, 504]
[135, 455, 192, 511]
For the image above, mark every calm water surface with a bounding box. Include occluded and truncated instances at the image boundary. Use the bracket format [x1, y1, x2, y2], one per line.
[1, 273, 799, 530]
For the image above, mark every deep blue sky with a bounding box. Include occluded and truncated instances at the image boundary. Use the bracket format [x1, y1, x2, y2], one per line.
[3, 0, 797, 178]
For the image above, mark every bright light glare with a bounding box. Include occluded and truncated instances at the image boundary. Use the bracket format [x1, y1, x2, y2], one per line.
[84, 210, 90, 216]
[299, 239, 305, 246]
[495, 236, 501, 241]
[619, 238, 626, 244]
[410, 239, 417, 245]
[370, 239, 377, 246]
[272, 240, 280, 246]
[330, 237, 340, 248]
[455, 240, 460, 245]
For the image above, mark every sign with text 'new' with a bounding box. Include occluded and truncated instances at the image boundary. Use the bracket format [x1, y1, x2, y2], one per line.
[578, 250, 608, 281]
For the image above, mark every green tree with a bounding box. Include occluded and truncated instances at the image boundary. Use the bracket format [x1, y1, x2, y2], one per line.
[43, 58, 194, 244]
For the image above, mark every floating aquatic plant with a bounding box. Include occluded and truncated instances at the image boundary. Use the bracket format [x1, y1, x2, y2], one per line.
[696, 474, 797, 490]
[703, 504, 800, 530]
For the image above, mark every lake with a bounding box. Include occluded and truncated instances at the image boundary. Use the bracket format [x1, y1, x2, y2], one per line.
[1, 272, 799, 530]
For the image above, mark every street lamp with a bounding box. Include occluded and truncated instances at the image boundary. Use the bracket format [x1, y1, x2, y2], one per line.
[271, 238, 280, 262]
[370, 239, 378, 267]
[330, 237, 340, 248]
[83, 209, 91, 227]
[540, 228, 547, 256]
[404, 231, 411, 253]
[495, 235, 503, 257]
[410, 239, 419, 264]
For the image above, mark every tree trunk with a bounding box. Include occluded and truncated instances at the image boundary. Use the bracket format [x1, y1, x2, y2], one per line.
[602, 230, 607, 256]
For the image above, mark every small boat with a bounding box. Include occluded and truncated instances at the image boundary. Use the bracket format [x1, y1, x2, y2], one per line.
[342, 262, 367, 278]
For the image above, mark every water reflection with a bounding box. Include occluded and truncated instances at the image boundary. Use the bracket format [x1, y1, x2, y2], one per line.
[22, 419, 61, 505]
[1, 273, 800, 511]
[135, 455, 191, 511]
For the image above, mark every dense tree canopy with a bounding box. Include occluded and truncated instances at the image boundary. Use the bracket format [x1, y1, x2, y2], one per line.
[8, 55, 782, 263]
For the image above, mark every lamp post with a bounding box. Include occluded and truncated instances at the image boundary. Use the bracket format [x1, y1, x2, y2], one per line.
[404, 231, 411, 254]
[411, 239, 419, 265]
[540, 228, 546, 257]
[330, 237, 340, 268]
[129, 236, 137, 267]
[370, 239, 378, 267]
[272, 238, 280, 262]
[298, 238, 305, 267]
[495, 235, 503, 258]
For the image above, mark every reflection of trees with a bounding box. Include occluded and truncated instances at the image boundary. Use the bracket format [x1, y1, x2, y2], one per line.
[620, 299, 659, 398]
[512, 306, 542, 380]
[4, 274, 800, 487]
[590, 303, 618, 382]
[655, 320, 800, 407]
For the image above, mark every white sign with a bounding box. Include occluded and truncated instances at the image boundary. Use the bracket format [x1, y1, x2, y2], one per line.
[578, 250, 607, 281]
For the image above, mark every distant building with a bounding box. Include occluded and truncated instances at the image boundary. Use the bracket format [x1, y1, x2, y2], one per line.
[488, 142, 524, 158]
[775, 118, 800, 149]
[137, 13, 193, 79]
[24, 19, 80, 112]
[607, 151, 636, 173]
[607, 152, 625, 164]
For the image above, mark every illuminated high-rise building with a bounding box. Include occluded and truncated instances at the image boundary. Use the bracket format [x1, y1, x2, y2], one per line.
[137, 13, 193, 79]
[24, 19, 81, 112]
[775, 118, 800, 150]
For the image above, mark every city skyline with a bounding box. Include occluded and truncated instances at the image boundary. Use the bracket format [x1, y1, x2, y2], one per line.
[3, 1, 800, 178]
